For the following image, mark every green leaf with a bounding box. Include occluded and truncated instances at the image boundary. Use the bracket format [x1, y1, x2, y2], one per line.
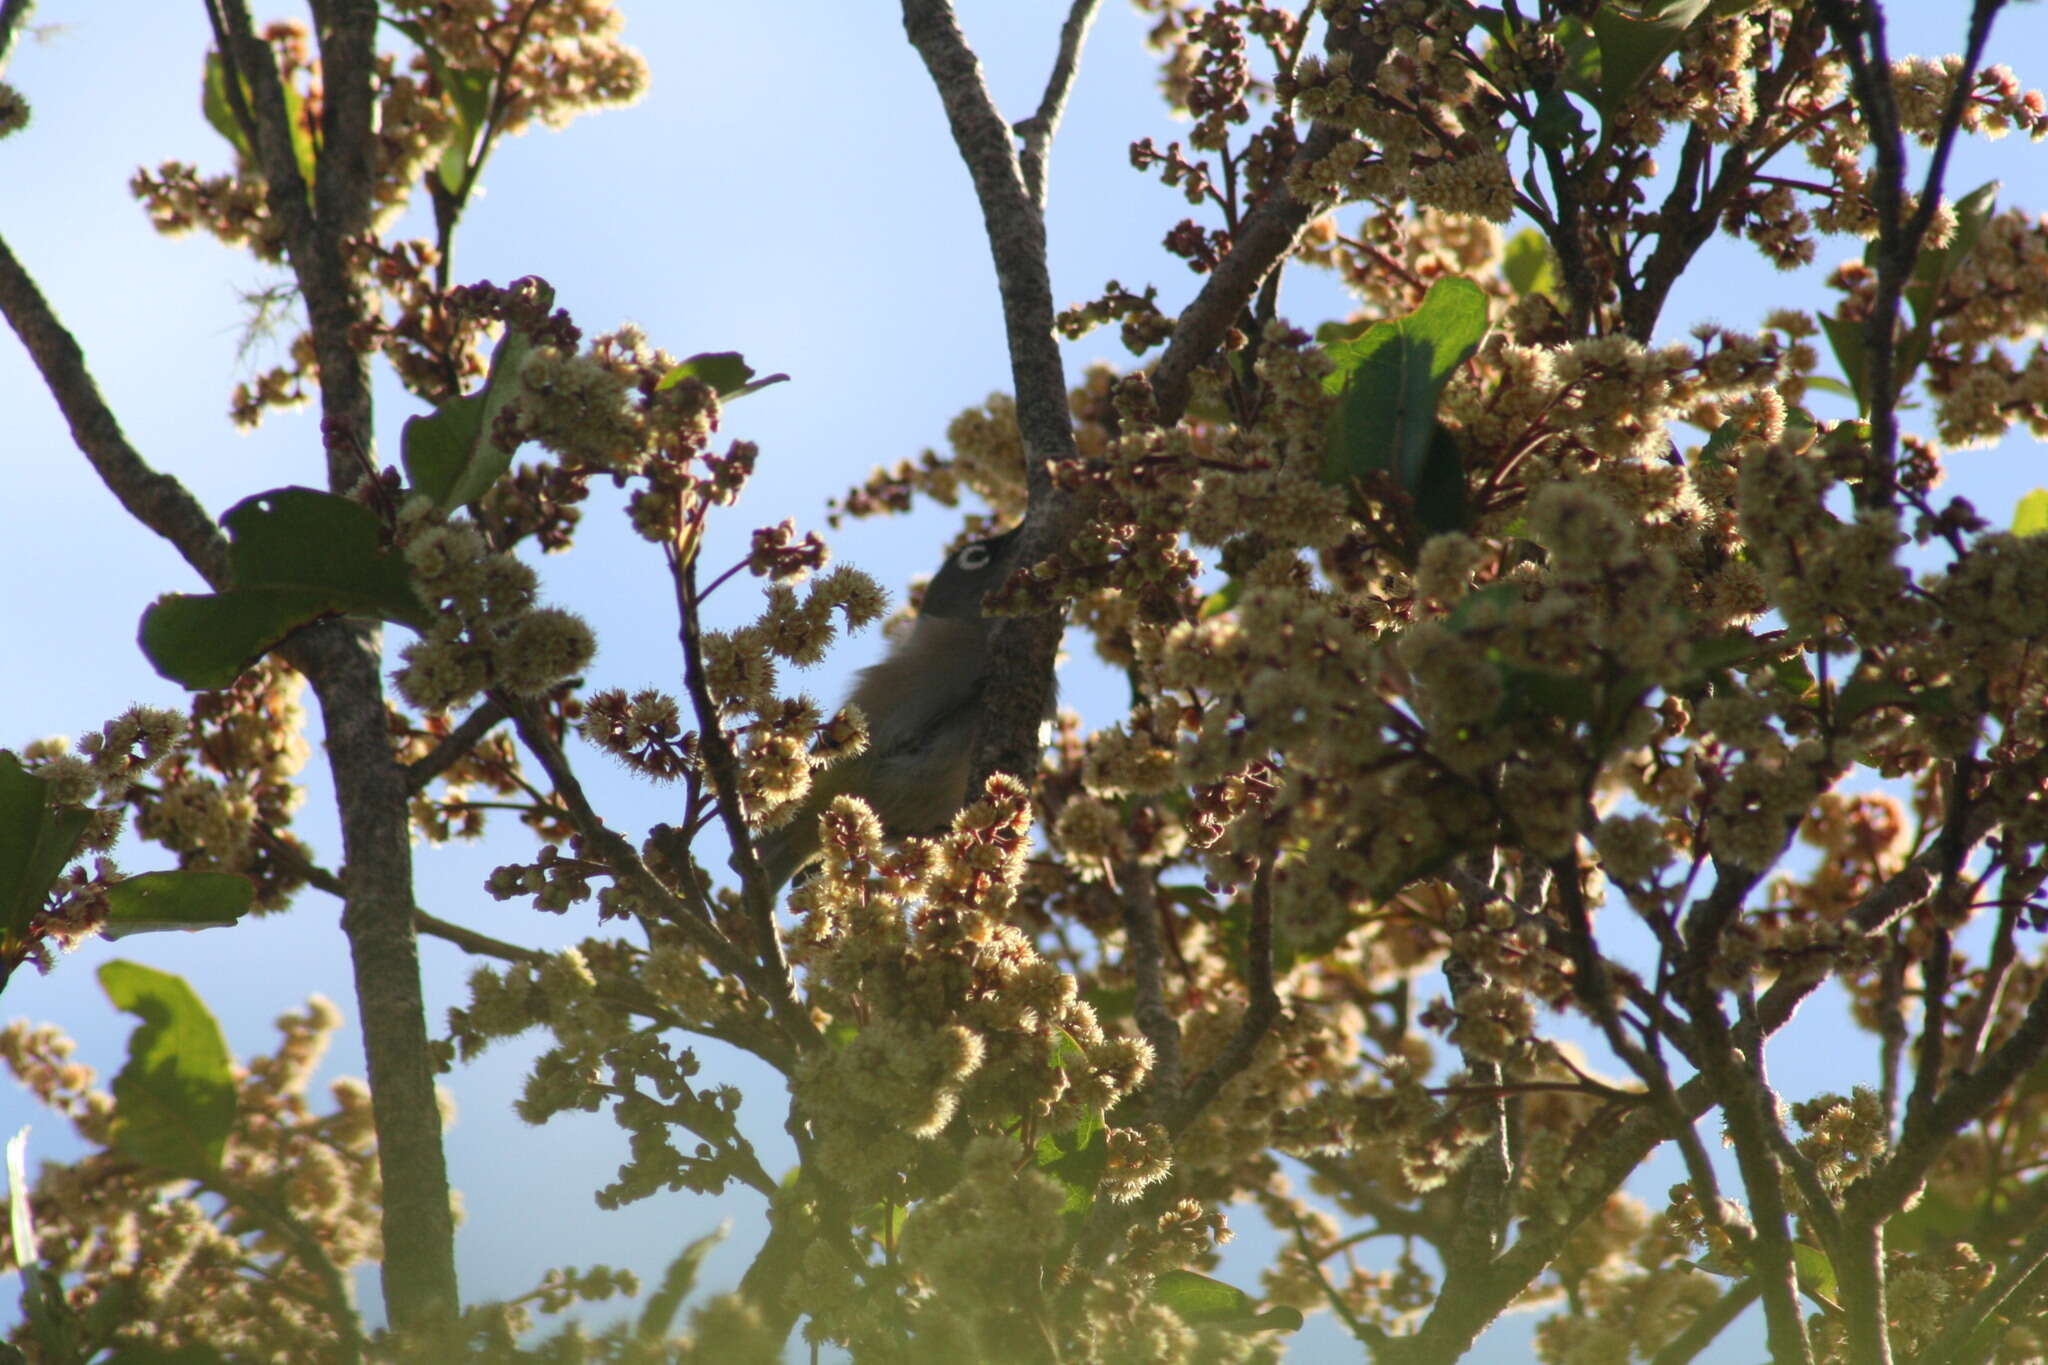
[1551, 17, 1604, 101]
[1802, 376, 1859, 401]
[657, 351, 791, 402]
[1200, 577, 1242, 619]
[1590, 0, 1711, 116]
[102, 872, 253, 940]
[1502, 228, 1555, 299]
[1904, 180, 1999, 326]
[1769, 650, 1818, 698]
[2013, 488, 2048, 537]
[1817, 311, 1871, 416]
[99, 961, 236, 1177]
[140, 488, 429, 690]
[1151, 1269, 1303, 1333]
[1696, 418, 1744, 467]
[1035, 1108, 1109, 1241]
[403, 299, 546, 512]
[1530, 85, 1589, 150]
[0, 754, 93, 950]
[1412, 422, 1471, 540]
[1792, 1242, 1838, 1302]
[202, 50, 315, 188]
[636, 1223, 728, 1341]
[201, 52, 254, 161]
[435, 64, 495, 195]
[1835, 677, 1951, 725]
[1322, 276, 1489, 500]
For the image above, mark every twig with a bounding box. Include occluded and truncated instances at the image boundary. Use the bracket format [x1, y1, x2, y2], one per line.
[202, 1175, 365, 1364]
[1168, 859, 1279, 1133]
[1911, 1219, 2048, 1365]
[495, 691, 819, 1048]
[1818, 0, 2005, 509]
[1148, 114, 1351, 425]
[0, 234, 230, 587]
[1013, 0, 1102, 210]
[673, 558, 793, 993]
[1648, 1277, 1762, 1365]
[1116, 860, 1183, 1122]
[405, 695, 509, 793]
[413, 909, 547, 966]
[1286, 1213, 1390, 1348]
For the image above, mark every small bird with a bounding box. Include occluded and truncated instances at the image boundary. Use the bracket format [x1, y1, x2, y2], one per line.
[749, 525, 1036, 892]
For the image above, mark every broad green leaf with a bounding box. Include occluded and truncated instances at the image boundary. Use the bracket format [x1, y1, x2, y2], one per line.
[1835, 677, 1952, 724]
[1817, 311, 1871, 416]
[1903, 180, 1999, 326]
[0, 754, 93, 948]
[1502, 228, 1555, 299]
[1590, 0, 1712, 115]
[1552, 17, 1604, 101]
[1151, 1269, 1304, 1333]
[403, 300, 545, 512]
[1792, 1242, 1837, 1300]
[100, 962, 235, 1176]
[1322, 277, 1489, 501]
[1802, 375, 1858, 401]
[201, 52, 254, 161]
[102, 871, 253, 940]
[2012, 488, 2048, 537]
[202, 50, 315, 187]
[1412, 422, 1471, 539]
[140, 488, 429, 690]
[1035, 1108, 1109, 1242]
[1200, 577, 1242, 619]
[1769, 650, 1818, 698]
[658, 351, 791, 402]
[1530, 85, 1589, 150]
[1695, 419, 1742, 468]
[636, 1223, 728, 1341]
[435, 64, 495, 195]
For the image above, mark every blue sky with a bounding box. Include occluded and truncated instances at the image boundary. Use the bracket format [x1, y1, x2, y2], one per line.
[3, 4, 2046, 1360]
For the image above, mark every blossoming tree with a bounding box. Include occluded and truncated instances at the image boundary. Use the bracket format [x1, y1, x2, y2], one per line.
[3, 1, 2048, 1362]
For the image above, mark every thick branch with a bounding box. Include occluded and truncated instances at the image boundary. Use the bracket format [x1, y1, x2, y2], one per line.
[1148, 111, 1354, 426]
[901, 0, 1079, 800]
[0, 234, 229, 588]
[211, 0, 377, 491]
[288, 622, 458, 1330]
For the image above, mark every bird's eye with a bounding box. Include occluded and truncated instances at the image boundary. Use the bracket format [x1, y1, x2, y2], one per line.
[957, 543, 993, 571]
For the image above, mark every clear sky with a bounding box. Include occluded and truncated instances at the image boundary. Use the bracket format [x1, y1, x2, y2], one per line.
[3, 4, 2046, 1361]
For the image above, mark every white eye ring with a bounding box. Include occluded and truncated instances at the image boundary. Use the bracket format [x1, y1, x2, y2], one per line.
[957, 543, 994, 571]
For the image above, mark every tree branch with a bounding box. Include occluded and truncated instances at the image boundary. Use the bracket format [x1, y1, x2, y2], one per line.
[1167, 858, 1279, 1133]
[1014, 0, 1102, 211]
[405, 696, 510, 793]
[1117, 860, 1183, 1123]
[0, 234, 229, 588]
[901, 0, 1079, 804]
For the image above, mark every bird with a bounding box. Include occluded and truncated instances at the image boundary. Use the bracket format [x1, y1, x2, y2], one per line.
[747, 525, 1039, 892]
